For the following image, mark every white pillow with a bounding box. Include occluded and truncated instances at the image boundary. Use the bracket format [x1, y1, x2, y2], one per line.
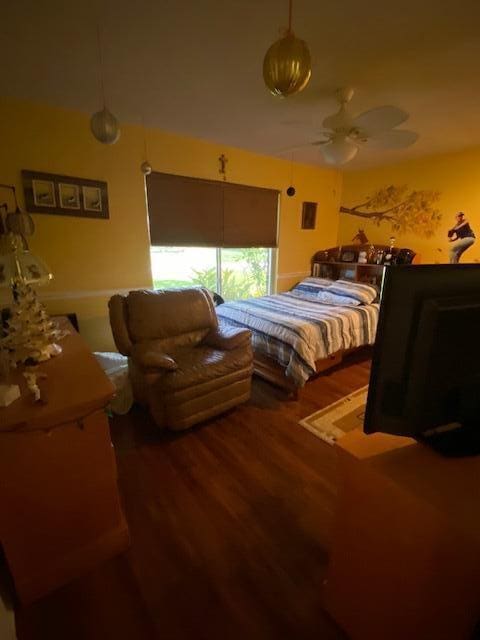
[317, 291, 361, 306]
[329, 279, 378, 304]
[292, 277, 334, 296]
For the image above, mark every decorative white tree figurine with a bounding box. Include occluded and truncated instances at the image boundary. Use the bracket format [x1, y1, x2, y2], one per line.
[1, 282, 65, 366]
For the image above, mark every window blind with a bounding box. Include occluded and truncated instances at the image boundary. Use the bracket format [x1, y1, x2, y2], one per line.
[146, 172, 279, 248]
[222, 182, 279, 248]
[146, 172, 223, 247]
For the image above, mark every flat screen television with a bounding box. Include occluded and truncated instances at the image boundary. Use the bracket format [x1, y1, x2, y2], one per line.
[364, 264, 480, 457]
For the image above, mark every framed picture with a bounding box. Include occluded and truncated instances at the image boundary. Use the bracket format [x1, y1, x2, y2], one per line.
[82, 186, 102, 212]
[59, 183, 80, 210]
[32, 179, 56, 207]
[340, 249, 358, 263]
[302, 201, 317, 229]
[22, 170, 109, 219]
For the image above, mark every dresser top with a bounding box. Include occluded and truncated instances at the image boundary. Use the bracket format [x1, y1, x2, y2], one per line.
[1, 319, 114, 433]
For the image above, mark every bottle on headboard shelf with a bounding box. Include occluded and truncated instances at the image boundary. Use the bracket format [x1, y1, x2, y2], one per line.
[383, 237, 396, 265]
[367, 245, 376, 264]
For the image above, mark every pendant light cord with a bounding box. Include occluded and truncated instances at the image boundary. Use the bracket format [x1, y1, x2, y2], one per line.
[96, 25, 106, 109]
[141, 115, 148, 161]
[288, 0, 293, 32]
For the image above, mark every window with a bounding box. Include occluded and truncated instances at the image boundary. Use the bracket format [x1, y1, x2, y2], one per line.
[151, 247, 275, 301]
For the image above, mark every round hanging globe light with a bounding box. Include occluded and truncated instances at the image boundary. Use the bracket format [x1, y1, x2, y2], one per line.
[90, 107, 121, 144]
[263, 31, 311, 97]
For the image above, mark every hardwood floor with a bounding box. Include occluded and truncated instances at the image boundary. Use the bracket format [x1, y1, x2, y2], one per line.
[14, 350, 371, 640]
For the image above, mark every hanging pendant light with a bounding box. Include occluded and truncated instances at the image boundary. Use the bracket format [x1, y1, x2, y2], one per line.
[263, 0, 311, 98]
[90, 26, 120, 144]
[91, 107, 120, 145]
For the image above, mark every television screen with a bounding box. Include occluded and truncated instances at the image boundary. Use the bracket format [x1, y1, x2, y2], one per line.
[364, 264, 480, 456]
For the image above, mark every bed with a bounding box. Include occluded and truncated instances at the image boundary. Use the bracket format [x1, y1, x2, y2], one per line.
[217, 276, 380, 396]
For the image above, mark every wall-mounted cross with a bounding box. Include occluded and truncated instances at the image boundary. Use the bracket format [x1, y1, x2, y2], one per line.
[218, 154, 228, 181]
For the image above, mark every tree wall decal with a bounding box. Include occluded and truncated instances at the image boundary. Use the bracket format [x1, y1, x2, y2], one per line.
[340, 185, 442, 238]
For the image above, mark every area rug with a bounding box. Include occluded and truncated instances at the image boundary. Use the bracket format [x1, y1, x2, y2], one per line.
[299, 386, 368, 446]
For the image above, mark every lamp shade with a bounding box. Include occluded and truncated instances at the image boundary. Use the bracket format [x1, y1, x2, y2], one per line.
[15, 250, 52, 286]
[0, 236, 52, 288]
[321, 136, 359, 166]
[263, 32, 311, 97]
[90, 107, 121, 144]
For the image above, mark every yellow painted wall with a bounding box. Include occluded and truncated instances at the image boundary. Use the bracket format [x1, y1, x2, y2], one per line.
[338, 147, 480, 264]
[0, 97, 341, 350]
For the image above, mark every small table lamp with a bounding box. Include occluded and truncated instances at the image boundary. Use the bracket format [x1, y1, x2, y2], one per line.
[0, 232, 52, 291]
[0, 186, 61, 405]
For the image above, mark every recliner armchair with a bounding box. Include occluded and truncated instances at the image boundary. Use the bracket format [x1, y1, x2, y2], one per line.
[108, 287, 253, 430]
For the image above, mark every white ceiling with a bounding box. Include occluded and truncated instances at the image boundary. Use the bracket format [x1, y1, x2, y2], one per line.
[2, 0, 480, 169]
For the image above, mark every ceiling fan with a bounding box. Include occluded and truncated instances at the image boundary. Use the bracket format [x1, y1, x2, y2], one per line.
[279, 88, 419, 166]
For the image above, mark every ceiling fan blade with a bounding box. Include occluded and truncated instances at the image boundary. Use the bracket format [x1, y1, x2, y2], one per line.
[352, 106, 409, 135]
[275, 140, 329, 155]
[361, 129, 419, 149]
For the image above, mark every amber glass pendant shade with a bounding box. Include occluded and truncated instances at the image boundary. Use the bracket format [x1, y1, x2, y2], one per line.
[263, 0, 311, 97]
[263, 31, 311, 97]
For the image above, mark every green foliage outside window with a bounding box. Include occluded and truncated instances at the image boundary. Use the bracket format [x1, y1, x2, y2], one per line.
[152, 247, 271, 300]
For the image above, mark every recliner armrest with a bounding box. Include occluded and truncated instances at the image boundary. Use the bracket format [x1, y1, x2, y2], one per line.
[131, 343, 178, 371]
[109, 294, 132, 355]
[204, 327, 251, 351]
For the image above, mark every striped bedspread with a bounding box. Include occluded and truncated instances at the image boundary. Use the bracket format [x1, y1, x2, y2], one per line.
[216, 291, 379, 387]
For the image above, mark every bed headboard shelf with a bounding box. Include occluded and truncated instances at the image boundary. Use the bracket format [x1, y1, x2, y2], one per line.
[311, 244, 416, 289]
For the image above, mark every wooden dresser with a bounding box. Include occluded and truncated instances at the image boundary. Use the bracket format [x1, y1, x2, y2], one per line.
[0, 320, 130, 604]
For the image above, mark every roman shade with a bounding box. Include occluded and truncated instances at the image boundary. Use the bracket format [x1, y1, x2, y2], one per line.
[146, 172, 223, 247]
[146, 172, 279, 248]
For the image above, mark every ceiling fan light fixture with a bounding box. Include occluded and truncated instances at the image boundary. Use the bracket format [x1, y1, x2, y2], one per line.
[278, 88, 418, 164]
[321, 136, 358, 166]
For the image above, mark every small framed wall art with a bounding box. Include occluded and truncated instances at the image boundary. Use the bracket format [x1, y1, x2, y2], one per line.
[32, 180, 57, 208]
[22, 170, 109, 219]
[82, 186, 103, 212]
[59, 183, 80, 210]
[32, 179, 56, 207]
[301, 201, 317, 230]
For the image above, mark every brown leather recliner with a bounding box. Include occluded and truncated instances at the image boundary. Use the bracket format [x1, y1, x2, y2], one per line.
[108, 287, 253, 431]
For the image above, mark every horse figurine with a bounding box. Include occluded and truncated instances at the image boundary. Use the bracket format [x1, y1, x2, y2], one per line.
[352, 229, 369, 245]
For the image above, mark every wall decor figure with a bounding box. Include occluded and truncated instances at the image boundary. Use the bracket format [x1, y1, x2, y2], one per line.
[447, 211, 476, 263]
[340, 184, 441, 238]
[352, 229, 369, 244]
